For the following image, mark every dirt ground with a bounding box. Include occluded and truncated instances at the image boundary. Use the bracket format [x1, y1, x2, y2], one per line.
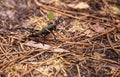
[0, 0, 120, 77]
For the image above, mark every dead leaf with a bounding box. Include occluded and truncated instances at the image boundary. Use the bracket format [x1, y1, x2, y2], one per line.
[25, 41, 51, 49]
[67, 2, 89, 9]
[90, 24, 106, 33]
[25, 41, 70, 52]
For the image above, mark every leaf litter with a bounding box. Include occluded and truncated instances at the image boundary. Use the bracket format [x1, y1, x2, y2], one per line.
[0, 0, 120, 77]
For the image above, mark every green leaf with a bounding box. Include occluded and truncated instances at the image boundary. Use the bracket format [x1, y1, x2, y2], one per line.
[47, 12, 55, 21]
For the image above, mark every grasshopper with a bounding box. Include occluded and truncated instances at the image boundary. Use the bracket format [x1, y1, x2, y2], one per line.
[28, 17, 63, 44]
[28, 24, 57, 42]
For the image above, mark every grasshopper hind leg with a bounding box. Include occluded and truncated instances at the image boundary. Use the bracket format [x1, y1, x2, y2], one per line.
[51, 31, 57, 42]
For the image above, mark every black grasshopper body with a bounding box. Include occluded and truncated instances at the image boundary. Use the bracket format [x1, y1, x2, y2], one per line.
[28, 24, 56, 37]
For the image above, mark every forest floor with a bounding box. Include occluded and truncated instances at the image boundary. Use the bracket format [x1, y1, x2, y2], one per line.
[0, 0, 120, 77]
